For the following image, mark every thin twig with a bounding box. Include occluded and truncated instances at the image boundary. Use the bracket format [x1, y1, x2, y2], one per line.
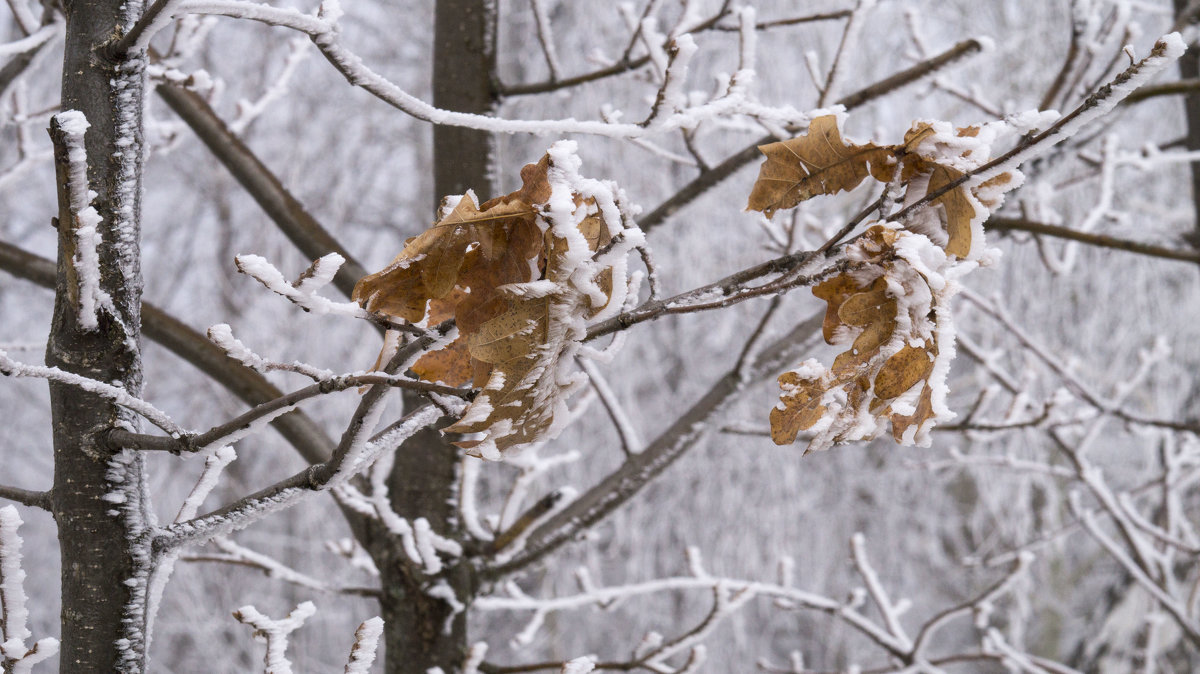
[639, 38, 989, 233]
[988, 217, 1200, 264]
[106, 371, 469, 454]
[0, 485, 50, 510]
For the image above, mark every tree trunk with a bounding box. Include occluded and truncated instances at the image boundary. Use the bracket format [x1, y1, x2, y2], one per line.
[50, 1, 151, 671]
[1174, 0, 1200, 247]
[432, 0, 498, 200]
[377, 420, 473, 671]
[376, 1, 497, 670]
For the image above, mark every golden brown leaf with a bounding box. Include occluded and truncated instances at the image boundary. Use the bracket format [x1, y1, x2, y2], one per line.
[889, 384, 935, 443]
[927, 164, 976, 258]
[812, 273, 867, 343]
[769, 372, 827, 445]
[873, 344, 934, 399]
[747, 116, 898, 218]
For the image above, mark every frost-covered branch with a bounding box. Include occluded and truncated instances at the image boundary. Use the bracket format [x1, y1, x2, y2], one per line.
[175, 446, 237, 522]
[889, 33, 1187, 229]
[342, 617, 383, 674]
[0, 506, 59, 673]
[108, 0, 190, 56]
[106, 367, 466, 454]
[482, 312, 825, 579]
[639, 36, 990, 233]
[233, 601, 316, 674]
[478, 536, 1038, 671]
[0, 349, 182, 435]
[577, 358, 642, 456]
[181, 537, 381, 598]
[156, 399, 439, 550]
[235, 253, 372, 319]
[154, 337, 448, 548]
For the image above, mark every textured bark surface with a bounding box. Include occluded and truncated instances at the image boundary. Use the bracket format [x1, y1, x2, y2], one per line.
[50, 1, 150, 671]
[375, 3, 498, 667]
[432, 0, 498, 200]
[378, 416, 472, 671]
[1174, 0, 1200, 246]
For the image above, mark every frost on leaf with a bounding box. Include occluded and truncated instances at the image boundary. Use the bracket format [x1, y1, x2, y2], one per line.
[758, 114, 1028, 452]
[770, 226, 946, 451]
[748, 115, 1005, 261]
[746, 115, 897, 218]
[355, 142, 639, 459]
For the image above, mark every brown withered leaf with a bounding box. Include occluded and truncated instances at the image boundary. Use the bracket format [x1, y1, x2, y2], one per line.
[355, 159, 553, 385]
[769, 226, 948, 451]
[747, 115, 898, 218]
[770, 372, 827, 445]
[927, 164, 975, 258]
[889, 383, 935, 443]
[873, 343, 934, 399]
[353, 195, 541, 322]
[444, 292, 559, 455]
[812, 273, 867, 343]
[434, 157, 621, 458]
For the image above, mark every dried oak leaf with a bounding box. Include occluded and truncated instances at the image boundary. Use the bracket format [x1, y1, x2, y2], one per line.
[746, 115, 898, 218]
[768, 226, 945, 451]
[445, 225, 614, 458]
[769, 372, 827, 445]
[353, 159, 552, 386]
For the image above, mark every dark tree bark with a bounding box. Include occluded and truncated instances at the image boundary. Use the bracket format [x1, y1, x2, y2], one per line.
[376, 419, 474, 671]
[374, 1, 498, 670]
[49, 1, 151, 671]
[1174, 0, 1200, 247]
[432, 0, 498, 200]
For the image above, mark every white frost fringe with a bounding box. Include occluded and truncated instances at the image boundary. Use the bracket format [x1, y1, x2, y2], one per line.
[53, 110, 114, 332]
[0, 506, 60, 673]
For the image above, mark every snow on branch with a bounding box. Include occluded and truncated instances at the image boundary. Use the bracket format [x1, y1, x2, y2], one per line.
[888, 32, 1187, 229]
[165, 0, 813, 139]
[207, 323, 334, 381]
[342, 617, 383, 674]
[476, 536, 1039, 672]
[233, 601, 316, 674]
[175, 446, 237, 522]
[156, 400, 440, 550]
[50, 111, 114, 332]
[182, 537, 380, 598]
[0, 349, 183, 435]
[0, 506, 59, 673]
[235, 253, 370, 318]
[0, 20, 60, 60]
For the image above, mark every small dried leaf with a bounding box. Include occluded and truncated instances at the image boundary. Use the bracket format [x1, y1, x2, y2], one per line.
[890, 384, 935, 442]
[927, 164, 975, 258]
[747, 116, 897, 218]
[769, 373, 826, 445]
[873, 344, 934, 399]
[813, 273, 867, 343]
[837, 286, 894, 327]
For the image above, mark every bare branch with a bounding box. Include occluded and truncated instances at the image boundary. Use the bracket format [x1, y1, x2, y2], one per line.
[155, 82, 369, 298]
[639, 37, 989, 233]
[988, 217, 1200, 264]
[481, 312, 824, 580]
[0, 487, 50, 511]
